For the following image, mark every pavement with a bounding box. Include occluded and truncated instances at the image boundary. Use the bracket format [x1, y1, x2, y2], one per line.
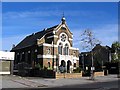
[1, 74, 119, 89]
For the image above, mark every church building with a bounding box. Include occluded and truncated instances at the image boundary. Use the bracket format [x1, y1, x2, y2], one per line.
[12, 16, 79, 73]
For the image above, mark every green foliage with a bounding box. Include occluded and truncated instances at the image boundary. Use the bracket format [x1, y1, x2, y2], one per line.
[35, 63, 42, 70]
[111, 41, 120, 62]
[111, 59, 120, 63]
[112, 41, 120, 50]
[73, 67, 82, 73]
[47, 67, 52, 70]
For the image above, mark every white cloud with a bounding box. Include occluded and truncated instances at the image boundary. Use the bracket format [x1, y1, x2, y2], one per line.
[3, 9, 109, 20]
[3, 11, 61, 19]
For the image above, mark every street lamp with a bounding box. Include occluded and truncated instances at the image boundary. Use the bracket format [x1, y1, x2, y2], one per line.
[81, 54, 85, 71]
[90, 51, 94, 80]
[81, 54, 87, 72]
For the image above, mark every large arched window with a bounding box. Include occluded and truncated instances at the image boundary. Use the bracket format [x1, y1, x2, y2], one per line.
[58, 43, 63, 55]
[64, 44, 69, 55]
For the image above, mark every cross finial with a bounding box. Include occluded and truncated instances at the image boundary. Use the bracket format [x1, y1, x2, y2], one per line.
[61, 12, 66, 24]
[62, 12, 64, 18]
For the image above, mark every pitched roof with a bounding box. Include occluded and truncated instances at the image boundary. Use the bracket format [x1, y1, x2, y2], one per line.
[12, 25, 58, 51]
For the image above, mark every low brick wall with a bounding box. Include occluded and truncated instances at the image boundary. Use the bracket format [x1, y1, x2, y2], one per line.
[56, 72, 82, 79]
[94, 71, 104, 76]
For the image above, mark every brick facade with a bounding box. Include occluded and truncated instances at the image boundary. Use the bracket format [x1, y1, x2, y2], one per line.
[12, 17, 79, 73]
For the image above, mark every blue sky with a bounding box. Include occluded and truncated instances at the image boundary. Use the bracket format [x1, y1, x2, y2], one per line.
[2, 2, 118, 51]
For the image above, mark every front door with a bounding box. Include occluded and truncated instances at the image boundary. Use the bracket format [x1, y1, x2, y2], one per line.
[67, 60, 71, 73]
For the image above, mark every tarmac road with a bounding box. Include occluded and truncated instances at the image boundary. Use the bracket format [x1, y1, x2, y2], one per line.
[1, 75, 120, 90]
[55, 80, 119, 90]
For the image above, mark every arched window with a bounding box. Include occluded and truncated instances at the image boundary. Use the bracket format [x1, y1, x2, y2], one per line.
[64, 44, 69, 55]
[58, 43, 63, 55]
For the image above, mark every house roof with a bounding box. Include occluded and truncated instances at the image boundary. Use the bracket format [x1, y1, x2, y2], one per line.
[12, 25, 58, 51]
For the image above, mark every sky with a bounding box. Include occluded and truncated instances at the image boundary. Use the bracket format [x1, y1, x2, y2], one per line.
[1, 2, 118, 52]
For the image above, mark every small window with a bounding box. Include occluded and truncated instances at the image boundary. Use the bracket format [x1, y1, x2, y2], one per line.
[47, 48, 51, 54]
[58, 43, 63, 55]
[64, 44, 69, 55]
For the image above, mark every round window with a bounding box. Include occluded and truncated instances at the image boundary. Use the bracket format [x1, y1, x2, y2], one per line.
[61, 34, 66, 42]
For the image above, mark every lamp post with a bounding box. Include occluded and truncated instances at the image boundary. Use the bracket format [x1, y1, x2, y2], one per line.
[90, 51, 94, 80]
[81, 54, 88, 72]
[81, 54, 85, 71]
[109, 50, 111, 62]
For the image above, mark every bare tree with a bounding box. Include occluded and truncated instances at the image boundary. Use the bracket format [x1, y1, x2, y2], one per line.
[81, 29, 101, 51]
[80, 29, 101, 80]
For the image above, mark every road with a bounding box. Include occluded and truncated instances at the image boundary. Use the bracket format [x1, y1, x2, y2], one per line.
[1, 75, 120, 90]
[56, 80, 119, 90]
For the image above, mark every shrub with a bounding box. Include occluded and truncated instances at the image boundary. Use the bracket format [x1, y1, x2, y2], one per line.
[35, 63, 42, 70]
[73, 67, 82, 73]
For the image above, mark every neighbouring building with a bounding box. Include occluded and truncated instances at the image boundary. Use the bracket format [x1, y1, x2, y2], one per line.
[0, 51, 15, 74]
[11, 17, 79, 73]
[79, 44, 111, 71]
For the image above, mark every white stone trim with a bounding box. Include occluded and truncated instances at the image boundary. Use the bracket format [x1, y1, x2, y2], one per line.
[38, 43, 58, 47]
[73, 59, 77, 63]
[53, 31, 56, 34]
[57, 38, 71, 48]
[37, 55, 56, 59]
[55, 23, 72, 36]
[72, 35, 73, 38]
[37, 35, 45, 42]
[73, 57, 79, 60]
[47, 35, 58, 39]
[58, 55, 79, 66]
[69, 38, 73, 41]
[56, 24, 62, 32]
[69, 47, 79, 50]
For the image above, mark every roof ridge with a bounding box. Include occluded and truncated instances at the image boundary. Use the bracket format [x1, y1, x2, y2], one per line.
[11, 24, 59, 51]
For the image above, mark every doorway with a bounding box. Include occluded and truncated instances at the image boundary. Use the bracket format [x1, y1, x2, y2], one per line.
[67, 60, 72, 73]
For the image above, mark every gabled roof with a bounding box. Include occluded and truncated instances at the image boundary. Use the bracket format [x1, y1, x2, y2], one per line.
[12, 25, 58, 51]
